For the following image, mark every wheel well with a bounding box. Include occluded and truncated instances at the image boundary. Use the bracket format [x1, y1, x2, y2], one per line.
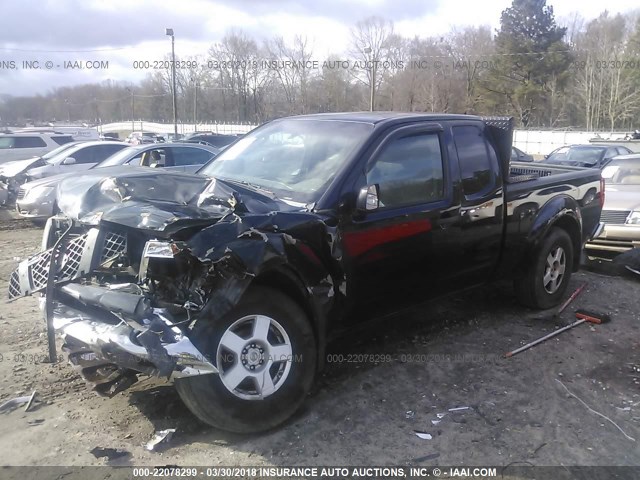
[252, 268, 324, 364]
[551, 216, 581, 270]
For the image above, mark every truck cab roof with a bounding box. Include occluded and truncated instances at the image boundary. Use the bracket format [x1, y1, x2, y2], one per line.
[286, 112, 482, 125]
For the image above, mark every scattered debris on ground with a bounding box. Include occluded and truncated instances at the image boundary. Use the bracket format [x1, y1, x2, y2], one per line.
[89, 447, 130, 461]
[145, 428, 176, 452]
[0, 391, 40, 414]
[0, 227, 639, 466]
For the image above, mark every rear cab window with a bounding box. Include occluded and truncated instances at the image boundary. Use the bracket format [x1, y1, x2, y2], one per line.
[452, 125, 499, 199]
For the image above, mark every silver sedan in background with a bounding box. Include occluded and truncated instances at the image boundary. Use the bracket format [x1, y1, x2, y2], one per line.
[16, 143, 220, 220]
[24, 141, 127, 180]
[586, 154, 640, 256]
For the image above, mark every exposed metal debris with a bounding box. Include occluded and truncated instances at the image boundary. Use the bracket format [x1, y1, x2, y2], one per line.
[146, 428, 176, 451]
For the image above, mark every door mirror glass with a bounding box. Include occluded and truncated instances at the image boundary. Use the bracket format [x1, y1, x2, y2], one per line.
[356, 184, 380, 212]
[62, 157, 76, 165]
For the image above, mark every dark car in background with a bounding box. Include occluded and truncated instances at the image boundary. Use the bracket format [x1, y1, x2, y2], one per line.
[511, 146, 534, 162]
[543, 144, 633, 168]
[181, 132, 240, 148]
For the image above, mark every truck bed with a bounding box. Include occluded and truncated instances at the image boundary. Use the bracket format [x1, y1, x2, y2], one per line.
[508, 161, 587, 183]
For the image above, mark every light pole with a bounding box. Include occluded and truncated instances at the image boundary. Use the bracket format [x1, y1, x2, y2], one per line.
[94, 99, 101, 132]
[364, 46, 375, 112]
[64, 98, 71, 122]
[126, 87, 135, 132]
[165, 28, 178, 137]
[191, 75, 199, 132]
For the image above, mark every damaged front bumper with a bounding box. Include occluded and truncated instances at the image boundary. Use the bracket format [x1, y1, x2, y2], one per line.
[8, 220, 217, 396]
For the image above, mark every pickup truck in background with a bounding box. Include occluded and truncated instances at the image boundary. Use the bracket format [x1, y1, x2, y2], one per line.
[8, 113, 604, 433]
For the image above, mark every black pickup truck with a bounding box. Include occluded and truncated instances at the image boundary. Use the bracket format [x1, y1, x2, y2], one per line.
[8, 113, 604, 433]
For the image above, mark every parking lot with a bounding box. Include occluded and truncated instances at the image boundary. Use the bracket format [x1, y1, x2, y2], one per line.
[0, 221, 638, 468]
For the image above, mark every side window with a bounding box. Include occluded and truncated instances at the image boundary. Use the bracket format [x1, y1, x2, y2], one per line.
[13, 136, 46, 148]
[93, 144, 125, 161]
[172, 148, 214, 166]
[452, 125, 497, 197]
[140, 148, 167, 167]
[614, 147, 629, 156]
[128, 152, 144, 166]
[366, 132, 444, 209]
[71, 147, 95, 164]
[52, 136, 74, 145]
[0, 137, 15, 149]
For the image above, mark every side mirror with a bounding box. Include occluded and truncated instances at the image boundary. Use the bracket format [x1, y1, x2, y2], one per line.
[62, 157, 76, 165]
[356, 184, 380, 213]
[544, 154, 549, 159]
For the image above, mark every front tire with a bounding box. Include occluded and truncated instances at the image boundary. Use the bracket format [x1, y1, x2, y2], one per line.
[175, 286, 316, 433]
[514, 227, 574, 309]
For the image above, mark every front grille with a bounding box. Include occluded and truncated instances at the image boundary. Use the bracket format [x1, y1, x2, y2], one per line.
[600, 210, 630, 225]
[17, 187, 26, 200]
[29, 249, 53, 291]
[100, 231, 127, 264]
[8, 228, 128, 299]
[8, 271, 21, 298]
[58, 234, 88, 281]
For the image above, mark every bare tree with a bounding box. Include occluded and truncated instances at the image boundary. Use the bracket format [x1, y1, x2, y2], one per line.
[349, 16, 395, 110]
[266, 35, 315, 115]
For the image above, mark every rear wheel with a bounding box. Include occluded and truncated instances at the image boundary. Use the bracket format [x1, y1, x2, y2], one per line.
[514, 227, 574, 309]
[175, 286, 316, 433]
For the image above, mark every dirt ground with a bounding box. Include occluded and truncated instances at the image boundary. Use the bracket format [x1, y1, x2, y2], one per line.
[0, 219, 638, 469]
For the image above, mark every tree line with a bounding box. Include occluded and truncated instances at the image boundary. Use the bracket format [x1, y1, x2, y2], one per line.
[1, 0, 640, 131]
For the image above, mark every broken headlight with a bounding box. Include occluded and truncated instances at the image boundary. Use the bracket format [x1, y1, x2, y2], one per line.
[142, 240, 177, 258]
[626, 211, 640, 225]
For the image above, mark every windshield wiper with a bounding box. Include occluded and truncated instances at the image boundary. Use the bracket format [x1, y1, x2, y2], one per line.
[219, 178, 278, 198]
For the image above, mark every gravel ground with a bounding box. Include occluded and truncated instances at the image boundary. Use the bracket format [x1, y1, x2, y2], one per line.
[0, 220, 638, 470]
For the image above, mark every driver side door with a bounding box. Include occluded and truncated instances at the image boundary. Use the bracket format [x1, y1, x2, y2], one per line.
[340, 124, 458, 315]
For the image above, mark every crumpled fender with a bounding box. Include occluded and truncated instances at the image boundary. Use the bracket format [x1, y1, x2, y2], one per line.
[177, 210, 344, 366]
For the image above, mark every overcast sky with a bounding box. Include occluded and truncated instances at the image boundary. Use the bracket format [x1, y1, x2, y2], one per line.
[0, 0, 638, 96]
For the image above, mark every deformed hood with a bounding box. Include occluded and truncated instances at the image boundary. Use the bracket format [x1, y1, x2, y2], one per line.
[56, 168, 291, 234]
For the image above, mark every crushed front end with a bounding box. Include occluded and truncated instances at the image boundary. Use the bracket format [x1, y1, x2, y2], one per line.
[8, 216, 217, 397]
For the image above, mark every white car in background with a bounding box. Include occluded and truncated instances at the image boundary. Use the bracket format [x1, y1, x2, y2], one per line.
[16, 142, 219, 220]
[25, 141, 128, 180]
[0, 141, 84, 203]
[0, 132, 76, 164]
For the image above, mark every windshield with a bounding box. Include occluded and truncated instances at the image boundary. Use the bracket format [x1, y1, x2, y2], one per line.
[94, 146, 140, 168]
[546, 146, 605, 166]
[198, 119, 373, 203]
[601, 160, 640, 185]
[44, 142, 81, 162]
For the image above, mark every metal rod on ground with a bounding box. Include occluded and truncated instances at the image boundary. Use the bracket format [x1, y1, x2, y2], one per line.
[553, 283, 587, 319]
[505, 310, 610, 358]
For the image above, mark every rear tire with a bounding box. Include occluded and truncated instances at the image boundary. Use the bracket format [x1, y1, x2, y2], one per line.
[175, 286, 316, 433]
[514, 227, 574, 309]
